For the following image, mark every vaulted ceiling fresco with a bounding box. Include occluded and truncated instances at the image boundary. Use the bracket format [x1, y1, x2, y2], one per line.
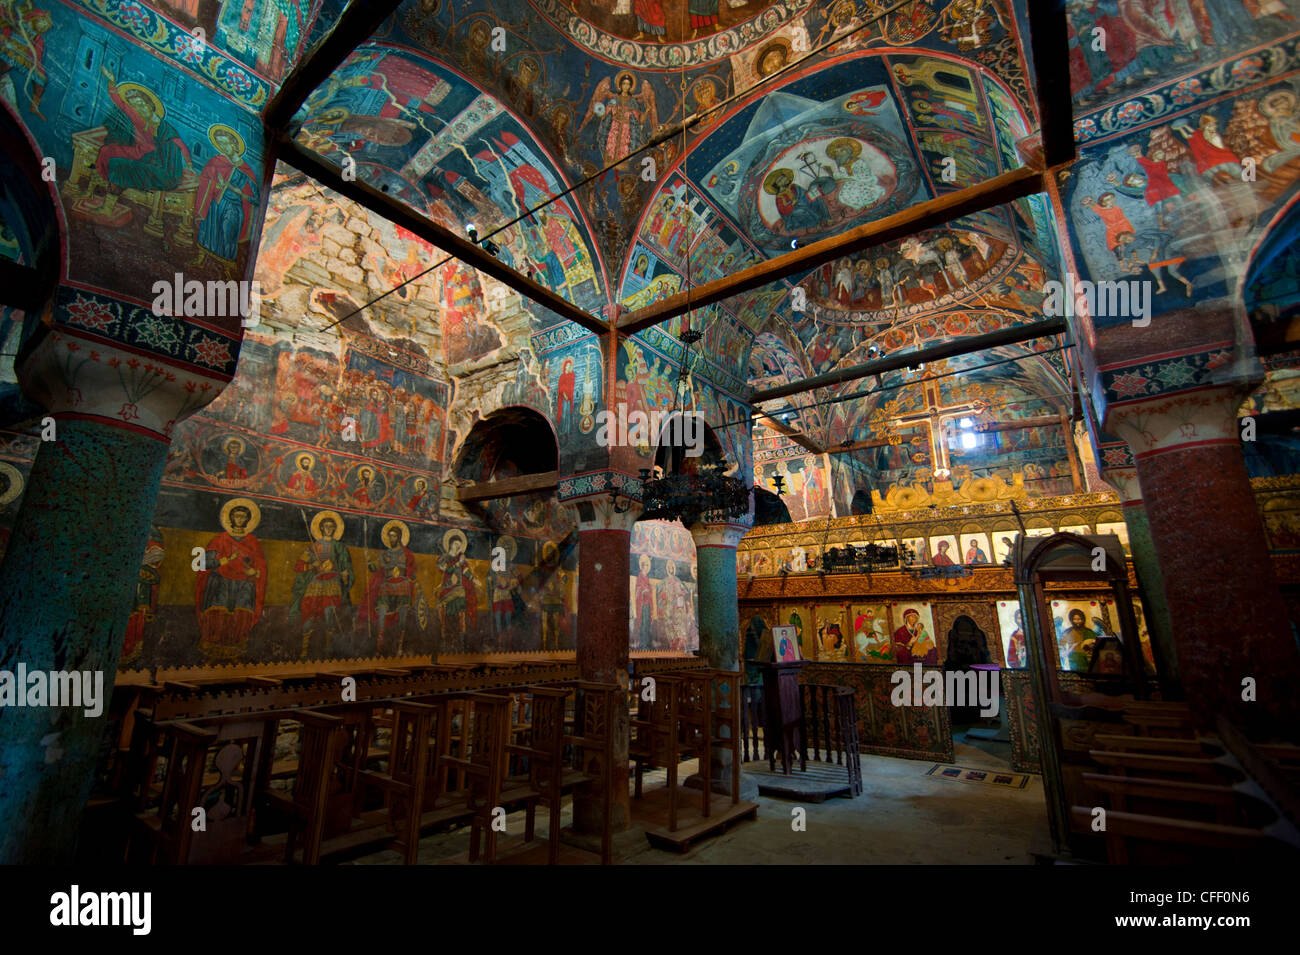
[267, 0, 1076, 503]
[27, 0, 1288, 513]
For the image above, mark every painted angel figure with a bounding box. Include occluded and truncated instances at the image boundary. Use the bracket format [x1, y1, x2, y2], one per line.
[580, 71, 657, 169]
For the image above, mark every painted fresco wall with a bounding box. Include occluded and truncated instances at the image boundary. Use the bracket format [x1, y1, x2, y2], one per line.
[112, 170, 585, 672]
[628, 518, 698, 652]
[1064, 6, 1300, 339]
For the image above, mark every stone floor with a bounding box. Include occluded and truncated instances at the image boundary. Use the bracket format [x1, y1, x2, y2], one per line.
[350, 736, 1052, 865]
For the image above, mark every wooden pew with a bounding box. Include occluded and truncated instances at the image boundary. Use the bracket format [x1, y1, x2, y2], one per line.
[568, 681, 620, 865]
[1069, 805, 1296, 864]
[630, 674, 683, 829]
[441, 693, 513, 863]
[126, 721, 213, 864]
[263, 710, 345, 865]
[1087, 749, 1243, 783]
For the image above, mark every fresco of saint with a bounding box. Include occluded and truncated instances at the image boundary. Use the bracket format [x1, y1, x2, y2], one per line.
[437, 528, 478, 650]
[291, 511, 355, 658]
[193, 124, 259, 270]
[89, 70, 191, 220]
[581, 71, 657, 169]
[195, 498, 267, 662]
[361, 520, 419, 655]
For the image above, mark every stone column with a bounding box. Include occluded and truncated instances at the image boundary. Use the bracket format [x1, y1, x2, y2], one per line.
[1097, 452, 1179, 695]
[0, 322, 229, 863]
[690, 519, 751, 670]
[689, 517, 757, 799]
[1106, 385, 1299, 733]
[565, 494, 640, 837]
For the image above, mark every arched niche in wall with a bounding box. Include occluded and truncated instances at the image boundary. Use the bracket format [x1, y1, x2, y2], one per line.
[753, 485, 792, 526]
[0, 100, 62, 429]
[651, 410, 728, 476]
[452, 405, 559, 507]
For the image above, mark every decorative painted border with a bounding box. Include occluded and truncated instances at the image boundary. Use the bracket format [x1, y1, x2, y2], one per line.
[1098, 441, 1135, 472]
[1072, 37, 1300, 145]
[56, 286, 241, 379]
[558, 469, 643, 502]
[70, 0, 272, 111]
[527, 0, 816, 71]
[1098, 345, 1235, 406]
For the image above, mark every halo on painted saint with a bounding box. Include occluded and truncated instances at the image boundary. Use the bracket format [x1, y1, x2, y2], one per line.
[220, 497, 261, 535]
[310, 509, 345, 540]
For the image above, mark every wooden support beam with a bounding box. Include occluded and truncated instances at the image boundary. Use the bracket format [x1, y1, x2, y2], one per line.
[264, 0, 405, 133]
[456, 470, 559, 504]
[276, 138, 611, 335]
[0, 259, 50, 312]
[825, 438, 893, 454]
[1027, 0, 1077, 168]
[618, 166, 1045, 334]
[755, 414, 824, 454]
[975, 416, 1063, 433]
[749, 316, 1068, 404]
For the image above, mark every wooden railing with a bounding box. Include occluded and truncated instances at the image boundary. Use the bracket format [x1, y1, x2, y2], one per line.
[739, 682, 862, 796]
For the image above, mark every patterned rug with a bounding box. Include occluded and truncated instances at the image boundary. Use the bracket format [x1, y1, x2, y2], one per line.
[925, 764, 1032, 790]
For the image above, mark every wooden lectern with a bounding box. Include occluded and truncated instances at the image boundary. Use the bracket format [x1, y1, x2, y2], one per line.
[758, 661, 806, 775]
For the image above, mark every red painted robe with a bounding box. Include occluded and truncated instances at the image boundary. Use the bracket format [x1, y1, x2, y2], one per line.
[1135, 154, 1180, 204]
[1186, 129, 1238, 173]
[1091, 202, 1135, 250]
[557, 367, 575, 427]
[287, 471, 319, 494]
[193, 154, 257, 241]
[195, 531, 267, 646]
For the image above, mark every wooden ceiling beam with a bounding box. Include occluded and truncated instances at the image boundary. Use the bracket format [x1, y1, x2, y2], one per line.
[264, 0, 405, 133]
[617, 166, 1045, 335]
[755, 414, 825, 454]
[749, 316, 1069, 404]
[276, 138, 611, 335]
[1027, 0, 1077, 168]
[456, 470, 560, 504]
[975, 415, 1063, 433]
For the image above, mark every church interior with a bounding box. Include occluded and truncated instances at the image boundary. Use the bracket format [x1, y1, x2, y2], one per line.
[2, 0, 1300, 875]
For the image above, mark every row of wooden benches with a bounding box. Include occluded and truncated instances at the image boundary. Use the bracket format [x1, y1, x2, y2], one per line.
[115, 680, 622, 865]
[1062, 701, 1300, 863]
[629, 668, 744, 834]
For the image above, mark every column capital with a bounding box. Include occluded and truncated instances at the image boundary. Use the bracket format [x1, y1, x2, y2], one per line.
[19, 329, 229, 440]
[1097, 440, 1142, 505]
[563, 493, 642, 533]
[689, 520, 751, 549]
[1103, 383, 1245, 463]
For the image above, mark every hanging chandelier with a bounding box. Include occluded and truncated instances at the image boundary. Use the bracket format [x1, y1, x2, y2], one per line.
[635, 311, 749, 525]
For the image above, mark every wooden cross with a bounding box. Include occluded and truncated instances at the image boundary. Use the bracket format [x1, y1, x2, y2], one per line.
[881, 378, 989, 474]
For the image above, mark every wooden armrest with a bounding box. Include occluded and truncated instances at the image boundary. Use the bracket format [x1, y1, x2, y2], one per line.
[292, 710, 343, 728]
[168, 721, 217, 744]
[506, 744, 548, 759]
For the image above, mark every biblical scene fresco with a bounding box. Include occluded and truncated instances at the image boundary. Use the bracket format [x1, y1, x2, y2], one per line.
[376, 1, 1035, 273]
[1066, 64, 1300, 329]
[0, 1, 269, 303]
[612, 332, 752, 479]
[104, 169, 583, 672]
[292, 43, 608, 323]
[1065, 0, 1297, 112]
[755, 451, 832, 522]
[628, 519, 699, 652]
